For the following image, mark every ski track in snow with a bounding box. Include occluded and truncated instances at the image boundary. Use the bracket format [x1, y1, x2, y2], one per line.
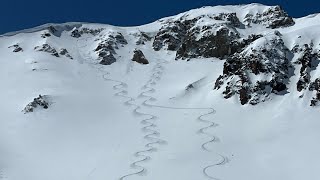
[77, 37, 227, 180]
[0, 169, 7, 180]
[118, 65, 168, 179]
[77, 37, 167, 179]
[138, 60, 229, 180]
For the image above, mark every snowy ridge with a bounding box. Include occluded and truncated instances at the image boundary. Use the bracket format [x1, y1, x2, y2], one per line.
[0, 3, 320, 180]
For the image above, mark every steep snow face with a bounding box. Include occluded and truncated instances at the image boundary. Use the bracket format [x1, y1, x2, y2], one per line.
[0, 3, 320, 180]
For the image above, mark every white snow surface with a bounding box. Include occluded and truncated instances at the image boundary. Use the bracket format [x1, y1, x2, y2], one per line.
[0, 3, 320, 180]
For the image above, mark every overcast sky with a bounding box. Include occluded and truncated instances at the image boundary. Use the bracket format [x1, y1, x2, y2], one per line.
[0, 0, 319, 34]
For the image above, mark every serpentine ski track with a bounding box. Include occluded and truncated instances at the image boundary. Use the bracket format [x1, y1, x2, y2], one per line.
[119, 60, 228, 180]
[77, 37, 227, 180]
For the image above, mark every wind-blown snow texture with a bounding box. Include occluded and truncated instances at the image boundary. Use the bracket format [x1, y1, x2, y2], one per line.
[0, 3, 319, 180]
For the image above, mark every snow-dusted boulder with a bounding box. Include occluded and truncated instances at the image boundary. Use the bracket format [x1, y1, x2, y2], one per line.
[132, 49, 149, 64]
[35, 44, 59, 57]
[8, 44, 23, 52]
[310, 78, 320, 106]
[23, 95, 50, 113]
[214, 33, 292, 105]
[95, 32, 127, 65]
[71, 27, 104, 38]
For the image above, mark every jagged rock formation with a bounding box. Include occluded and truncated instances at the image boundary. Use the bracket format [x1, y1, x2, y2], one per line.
[135, 32, 152, 45]
[2, 4, 320, 107]
[214, 33, 292, 105]
[35, 44, 59, 57]
[292, 44, 319, 92]
[243, 5, 295, 28]
[154, 5, 294, 61]
[71, 27, 104, 38]
[153, 19, 193, 51]
[95, 32, 127, 65]
[23, 95, 50, 113]
[132, 49, 149, 64]
[8, 44, 23, 52]
[59, 48, 73, 59]
[310, 78, 320, 106]
[34, 44, 73, 59]
[41, 32, 51, 38]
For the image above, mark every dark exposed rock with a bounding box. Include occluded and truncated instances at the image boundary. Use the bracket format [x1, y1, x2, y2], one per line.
[48, 26, 57, 34]
[59, 48, 73, 59]
[176, 24, 240, 60]
[309, 78, 320, 106]
[35, 44, 59, 57]
[41, 32, 51, 38]
[94, 32, 127, 65]
[132, 49, 149, 64]
[23, 95, 50, 113]
[239, 87, 250, 105]
[71, 27, 104, 38]
[114, 33, 128, 45]
[244, 6, 295, 28]
[135, 32, 152, 45]
[95, 43, 116, 54]
[293, 44, 319, 92]
[99, 52, 116, 65]
[154, 13, 263, 60]
[153, 19, 193, 51]
[214, 34, 292, 105]
[213, 13, 242, 27]
[8, 44, 23, 52]
[185, 84, 194, 91]
[95, 32, 127, 53]
[71, 29, 81, 38]
[153, 12, 242, 55]
[34, 44, 72, 59]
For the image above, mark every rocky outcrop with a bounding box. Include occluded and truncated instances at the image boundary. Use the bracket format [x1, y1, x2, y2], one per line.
[71, 27, 104, 38]
[95, 32, 127, 65]
[309, 78, 320, 106]
[23, 95, 50, 113]
[153, 19, 193, 51]
[153, 12, 266, 60]
[41, 32, 51, 38]
[214, 33, 292, 105]
[59, 48, 73, 59]
[244, 6, 295, 28]
[176, 24, 240, 60]
[132, 49, 149, 64]
[153, 12, 242, 55]
[135, 32, 152, 45]
[8, 44, 23, 52]
[290, 43, 320, 95]
[99, 51, 116, 65]
[34, 44, 73, 59]
[35, 44, 59, 57]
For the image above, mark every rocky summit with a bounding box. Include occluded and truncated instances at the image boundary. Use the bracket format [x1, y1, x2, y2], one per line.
[4, 3, 316, 106]
[1, 3, 320, 180]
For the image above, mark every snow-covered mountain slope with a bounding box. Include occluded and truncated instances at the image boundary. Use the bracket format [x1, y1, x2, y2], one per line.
[0, 3, 319, 180]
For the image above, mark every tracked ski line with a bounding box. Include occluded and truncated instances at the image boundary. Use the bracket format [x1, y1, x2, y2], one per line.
[119, 96, 167, 180]
[77, 37, 149, 180]
[119, 61, 168, 180]
[139, 60, 228, 180]
[0, 169, 7, 180]
[76, 37, 163, 180]
[77, 37, 227, 179]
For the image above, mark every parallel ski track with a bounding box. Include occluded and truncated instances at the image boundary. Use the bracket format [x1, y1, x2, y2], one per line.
[139, 60, 228, 180]
[76, 38, 157, 179]
[77, 37, 227, 179]
[118, 65, 167, 180]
